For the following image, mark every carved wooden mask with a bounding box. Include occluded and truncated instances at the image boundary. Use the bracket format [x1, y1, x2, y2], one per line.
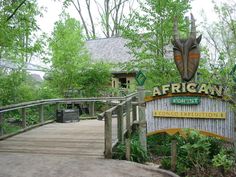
[172, 14, 202, 82]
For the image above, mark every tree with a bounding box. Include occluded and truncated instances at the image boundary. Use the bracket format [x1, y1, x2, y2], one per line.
[120, 0, 191, 88]
[201, 1, 236, 99]
[48, 13, 90, 95]
[63, 0, 136, 39]
[0, 0, 45, 105]
[78, 62, 111, 96]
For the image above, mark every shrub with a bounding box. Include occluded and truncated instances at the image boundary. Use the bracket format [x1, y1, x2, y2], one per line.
[113, 133, 149, 163]
[212, 149, 234, 173]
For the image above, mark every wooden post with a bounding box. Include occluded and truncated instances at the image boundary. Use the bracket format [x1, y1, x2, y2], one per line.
[22, 108, 26, 128]
[234, 110, 236, 159]
[138, 86, 147, 151]
[132, 99, 137, 122]
[39, 104, 44, 123]
[117, 104, 124, 143]
[105, 110, 112, 159]
[89, 101, 95, 116]
[126, 100, 131, 160]
[171, 140, 177, 172]
[0, 113, 3, 136]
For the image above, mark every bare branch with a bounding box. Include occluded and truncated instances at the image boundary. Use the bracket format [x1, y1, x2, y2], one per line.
[85, 0, 96, 38]
[6, 0, 27, 21]
[71, 0, 90, 39]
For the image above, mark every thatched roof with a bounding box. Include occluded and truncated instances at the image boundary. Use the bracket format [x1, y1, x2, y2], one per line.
[86, 37, 135, 63]
[86, 37, 173, 64]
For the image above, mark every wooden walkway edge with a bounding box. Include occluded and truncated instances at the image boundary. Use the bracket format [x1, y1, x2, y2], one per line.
[0, 120, 104, 158]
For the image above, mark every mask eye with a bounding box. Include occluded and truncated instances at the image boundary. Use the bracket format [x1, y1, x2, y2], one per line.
[191, 44, 197, 49]
[173, 46, 179, 51]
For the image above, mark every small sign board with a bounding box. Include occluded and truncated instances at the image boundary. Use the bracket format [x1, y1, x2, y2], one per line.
[153, 110, 226, 119]
[135, 70, 146, 86]
[171, 96, 200, 105]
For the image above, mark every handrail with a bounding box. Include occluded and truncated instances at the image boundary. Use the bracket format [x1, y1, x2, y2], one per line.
[103, 93, 138, 159]
[0, 92, 138, 137]
[0, 92, 138, 113]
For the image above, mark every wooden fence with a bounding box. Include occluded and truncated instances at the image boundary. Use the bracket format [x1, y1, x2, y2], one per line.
[0, 93, 137, 140]
[99, 94, 139, 159]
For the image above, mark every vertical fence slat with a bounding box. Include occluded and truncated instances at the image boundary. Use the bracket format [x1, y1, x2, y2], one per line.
[117, 104, 124, 143]
[39, 105, 44, 123]
[105, 110, 112, 159]
[132, 103, 137, 122]
[125, 100, 131, 160]
[22, 108, 26, 128]
[0, 113, 3, 136]
[138, 86, 147, 151]
[234, 110, 236, 157]
[171, 140, 177, 172]
[89, 102, 95, 116]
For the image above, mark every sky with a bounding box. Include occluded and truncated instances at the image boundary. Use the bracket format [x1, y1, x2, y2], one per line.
[33, 0, 227, 77]
[36, 0, 224, 36]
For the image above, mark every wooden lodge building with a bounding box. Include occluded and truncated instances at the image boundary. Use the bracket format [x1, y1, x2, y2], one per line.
[86, 37, 137, 92]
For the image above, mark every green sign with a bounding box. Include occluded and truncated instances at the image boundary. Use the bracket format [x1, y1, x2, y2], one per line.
[171, 97, 200, 105]
[135, 70, 146, 86]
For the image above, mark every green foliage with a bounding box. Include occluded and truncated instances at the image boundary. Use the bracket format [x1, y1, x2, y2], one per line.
[201, 1, 236, 97]
[160, 157, 171, 170]
[121, 0, 191, 88]
[212, 149, 234, 172]
[130, 134, 149, 163]
[148, 130, 235, 176]
[0, 69, 43, 106]
[147, 133, 172, 156]
[113, 133, 149, 163]
[78, 62, 111, 97]
[48, 13, 90, 96]
[48, 13, 111, 97]
[179, 131, 211, 173]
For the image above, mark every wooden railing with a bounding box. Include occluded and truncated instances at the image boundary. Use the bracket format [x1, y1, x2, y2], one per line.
[0, 93, 137, 140]
[101, 94, 139, 159]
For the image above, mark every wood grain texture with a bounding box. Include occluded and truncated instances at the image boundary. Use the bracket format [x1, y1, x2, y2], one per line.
[146, 97, 235, 139]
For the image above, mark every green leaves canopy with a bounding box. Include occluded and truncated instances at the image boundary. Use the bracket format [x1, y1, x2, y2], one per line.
[121, 0, 191, 88]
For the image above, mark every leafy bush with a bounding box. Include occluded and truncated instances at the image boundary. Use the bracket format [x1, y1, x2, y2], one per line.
[212, 149, 234, 173]
[160, 157, 171, 170]
[113, 133, 149, 163]
[148, 129, 235, 176]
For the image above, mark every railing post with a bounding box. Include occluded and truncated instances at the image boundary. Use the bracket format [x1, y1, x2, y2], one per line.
[105, 110, 112, 159]
[0, 113, 3, 136]
[234, 110, 236, 159]
[125, 100, 131, 160]
[171, 140, 177, 172]
[117, 104, 124, 143]
[39, 104, 44, 123]
[138, 86, 147, 151]
[22, 108, 26, 128]
[89, 101, 95, 116]
[132, 97, 138, 122]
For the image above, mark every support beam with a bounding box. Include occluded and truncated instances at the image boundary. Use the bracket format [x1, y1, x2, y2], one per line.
[117, 104, 124, 143]
[89, 102, 95, 116]
[234, 110, 236, 159]
[138, 86, 147, 151]
[132, 103, 137, 122]
[0, 113, 3, 136]
[39, 105, 44, 123]
[22, 108, 26, 128]
[105, 110, 112, 159]
[125, 100, 131, 160]
[171, 140, 177, 172]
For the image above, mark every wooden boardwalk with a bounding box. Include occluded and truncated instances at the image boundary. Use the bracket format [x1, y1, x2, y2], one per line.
[0, 120, 104, 157]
